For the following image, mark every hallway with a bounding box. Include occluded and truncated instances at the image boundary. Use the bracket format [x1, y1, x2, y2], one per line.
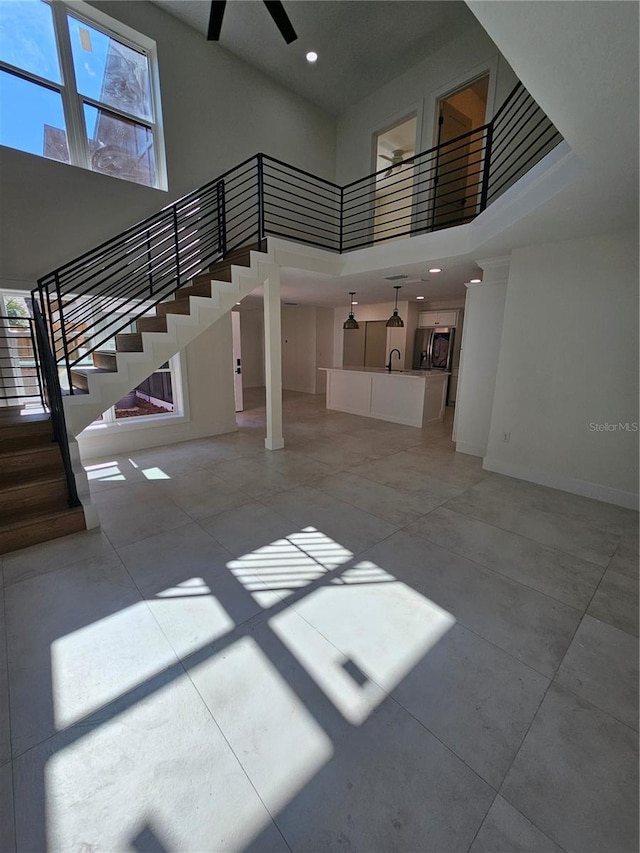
[0, 389, 637, 852]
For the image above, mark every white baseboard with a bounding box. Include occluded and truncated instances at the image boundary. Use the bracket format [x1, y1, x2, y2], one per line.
[483, 457, 639, 511]
[455, 441, 486, 458]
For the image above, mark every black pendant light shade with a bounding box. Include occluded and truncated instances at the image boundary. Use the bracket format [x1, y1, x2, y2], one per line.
[343, 292, 359, 329]
[386, 285, 404, 327]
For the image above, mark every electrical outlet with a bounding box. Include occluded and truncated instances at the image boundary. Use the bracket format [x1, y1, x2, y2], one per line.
[502, 431, 511, 443]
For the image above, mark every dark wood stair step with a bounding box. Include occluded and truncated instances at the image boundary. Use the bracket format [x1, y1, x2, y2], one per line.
[115, 332, 143, 352]
[69, 366, 115, 394]
[0, 505, 86, 555]
[0, 472, 68, 513]
[0, 443, 62, 480]
[0, 413, 53, 442]
[136, 316, 168, 333]
[155, 298, 191, 317]
[92, 350, 118, 370]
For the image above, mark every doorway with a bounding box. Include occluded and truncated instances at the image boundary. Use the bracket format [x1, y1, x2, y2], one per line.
[373, 114, 417, 243]
[433, 74, 489, 228]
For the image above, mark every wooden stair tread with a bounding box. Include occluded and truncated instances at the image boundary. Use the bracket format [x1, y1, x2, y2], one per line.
[0, 470, 65, 491]
[0, 505, 86, 555]
[0, 437, 58, 458]
[70, 366, 116, 377]
[0, 502, 79, 530]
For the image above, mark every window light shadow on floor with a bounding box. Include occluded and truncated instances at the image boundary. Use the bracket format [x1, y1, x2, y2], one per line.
[41, 525, 455, 851]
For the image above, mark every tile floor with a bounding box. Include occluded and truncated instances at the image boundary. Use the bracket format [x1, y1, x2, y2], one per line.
[0, 389, 638, 852]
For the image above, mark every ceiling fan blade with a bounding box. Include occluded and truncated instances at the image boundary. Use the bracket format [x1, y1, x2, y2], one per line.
[263, 1, 298, 44]
[207, 0, 226, 40]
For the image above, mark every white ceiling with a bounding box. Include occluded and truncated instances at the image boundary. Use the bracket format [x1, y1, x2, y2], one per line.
[150, 0, 477, 115]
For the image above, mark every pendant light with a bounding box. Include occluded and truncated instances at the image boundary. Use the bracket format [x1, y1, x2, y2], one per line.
[343, 292, 360, 329]
[386, 285, 404, 327]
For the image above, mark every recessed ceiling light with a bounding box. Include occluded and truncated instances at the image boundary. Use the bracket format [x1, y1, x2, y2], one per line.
[236, 302, 241, 305]
[429, 267, 442, 273]
[306, 51, 318, 63]
[416, 296, 425, 300]
[352, 301, 358, 305]
[470, 278, 482, 283]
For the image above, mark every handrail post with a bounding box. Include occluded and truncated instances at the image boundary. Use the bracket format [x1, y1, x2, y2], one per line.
[217, 179, 227, 257]
[172, 206, 181, 287]
[146, 230, 153, 297]
[28, 317, 45, 409]
[479, 123, 494, 212]
[257, 153, 265, 250]
[54, 273, 73, 395]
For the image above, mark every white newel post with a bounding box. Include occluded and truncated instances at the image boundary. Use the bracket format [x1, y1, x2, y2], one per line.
[263, 267, 284, 450]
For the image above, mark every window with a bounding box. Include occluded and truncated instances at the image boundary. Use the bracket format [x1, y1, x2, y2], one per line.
[0, 0, 166, 188]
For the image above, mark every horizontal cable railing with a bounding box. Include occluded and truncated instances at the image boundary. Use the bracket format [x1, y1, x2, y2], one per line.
[0, 315, 44, 408]
[33, 80, 562, 395]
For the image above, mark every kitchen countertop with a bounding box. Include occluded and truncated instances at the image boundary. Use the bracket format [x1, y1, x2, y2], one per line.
[320, 367, 450, 378]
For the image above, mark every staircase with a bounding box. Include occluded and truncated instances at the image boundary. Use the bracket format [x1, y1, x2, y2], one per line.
[62, 243, 269, 437]
[0, 412, 85, 554]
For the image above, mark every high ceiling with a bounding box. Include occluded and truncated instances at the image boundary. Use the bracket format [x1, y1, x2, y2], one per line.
[150, 1, 477, 115]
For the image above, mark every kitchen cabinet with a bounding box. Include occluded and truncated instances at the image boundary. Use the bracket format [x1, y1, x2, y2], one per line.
[418, 310, 458, 328]
[320, 368, 448, 427]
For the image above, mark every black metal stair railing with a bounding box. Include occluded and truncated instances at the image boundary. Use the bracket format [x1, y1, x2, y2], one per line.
[0, 314, 44, 408]
[33, 80, 562, 396]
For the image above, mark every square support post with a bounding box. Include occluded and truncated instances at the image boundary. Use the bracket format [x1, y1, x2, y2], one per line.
[263, 268, 284, 450]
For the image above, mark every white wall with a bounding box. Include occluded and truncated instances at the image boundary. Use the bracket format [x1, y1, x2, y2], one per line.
[240, 302, 334, 395]
[484, 232, 639, 508]
[335, 24, 516, 185]
[240, 307, 265, 389]
[282, 304, 318, 394]
[77, 311, 237, 457]
[0, 0, 336, 283]
[454, 259, 509, 456]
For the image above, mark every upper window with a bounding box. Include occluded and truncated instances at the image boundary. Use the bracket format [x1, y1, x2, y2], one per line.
[0, 0, 166, 188]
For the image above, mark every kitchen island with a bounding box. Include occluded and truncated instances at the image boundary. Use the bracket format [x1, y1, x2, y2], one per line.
[320, 367, 449, 428]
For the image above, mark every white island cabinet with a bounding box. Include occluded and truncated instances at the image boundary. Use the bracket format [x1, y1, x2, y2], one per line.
[320, 368, 449, 428]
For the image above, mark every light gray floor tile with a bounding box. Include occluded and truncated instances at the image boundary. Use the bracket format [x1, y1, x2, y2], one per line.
[189, 609, 494, 853]
[297, 436, 377, 468]
[2, 529, 115, 588]
[5, 554, 178, 756]
[556, 614, 639, 729]
[118, 523, 266, 657]
[356, 454, 465, 506]
[501, 683, 639, 853]
[315, 471, 430, 526]
[259, 448, 340, 481]
[12, 669, 288, 853]
[406, 506, 604, 609]
[588, 568, 639, 636]
[470, 475, 638, 538]
[362, 532, 582, 676]
[92, 482, 193, 548]
[264, 486, 399, 558]
[389, 624, 549, 787]
[160, 468, 252, 519]
[445, 487, 620, 566]
[0, 761, 15, 853]
[470, 795, 564, 853]
[608, 544, 639, 579]
[199, 501, 299, 558]
[209, 455, 300, 497]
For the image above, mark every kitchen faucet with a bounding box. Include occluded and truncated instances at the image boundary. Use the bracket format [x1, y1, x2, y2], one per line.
[386, 348, 401, 371]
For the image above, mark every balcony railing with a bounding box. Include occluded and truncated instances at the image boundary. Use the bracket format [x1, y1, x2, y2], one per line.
[33, 80, 562, 393]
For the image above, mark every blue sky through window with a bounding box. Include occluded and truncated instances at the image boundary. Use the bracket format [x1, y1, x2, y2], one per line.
[0, 69, 67, 158]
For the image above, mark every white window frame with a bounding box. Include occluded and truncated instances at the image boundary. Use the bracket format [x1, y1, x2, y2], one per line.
[85, 352, 187, 433]
[0, 0, 167, 190]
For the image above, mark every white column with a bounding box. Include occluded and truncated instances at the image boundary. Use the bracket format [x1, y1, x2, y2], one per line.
[263, 268, 284, 450]
[454, 256, 510, 457]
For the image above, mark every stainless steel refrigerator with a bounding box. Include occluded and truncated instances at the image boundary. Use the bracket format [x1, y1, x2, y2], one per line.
[413, 327, 455, 371]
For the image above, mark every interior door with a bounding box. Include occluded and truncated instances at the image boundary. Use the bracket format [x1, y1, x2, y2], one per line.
[343, 325, 365, 366]
[231, 310, 243, 412]
[433, 102, 472, 228]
